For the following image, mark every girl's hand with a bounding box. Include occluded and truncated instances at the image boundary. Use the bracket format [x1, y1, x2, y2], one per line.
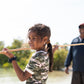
[52, 45, 59, 53]
[2, 48, 14, 58]
[65, 67, 69, 74]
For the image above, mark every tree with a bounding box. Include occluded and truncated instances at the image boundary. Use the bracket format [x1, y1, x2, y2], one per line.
[7, 39, 23, 49]
[0, 41, 4, 50]
[6, 39, 31, 69]
[63, 43, 69, 50]
[0, 41, 8, 67]
[53, 48, 68, 70]
[0, 39, 32, 69]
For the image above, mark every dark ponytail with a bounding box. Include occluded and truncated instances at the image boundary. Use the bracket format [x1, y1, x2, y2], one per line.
[47, 42, 53, 72]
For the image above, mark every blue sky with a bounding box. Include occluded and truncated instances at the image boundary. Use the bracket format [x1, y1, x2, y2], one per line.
[0, 0, 84, 47]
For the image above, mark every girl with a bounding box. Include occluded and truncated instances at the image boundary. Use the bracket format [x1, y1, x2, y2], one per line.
[2, 24, 58, 84]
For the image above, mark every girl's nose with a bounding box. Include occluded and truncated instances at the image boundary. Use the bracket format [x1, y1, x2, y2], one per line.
[28, 39, 33, 44]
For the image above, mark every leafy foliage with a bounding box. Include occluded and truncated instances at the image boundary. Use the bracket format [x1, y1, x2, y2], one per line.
[0, 39, 32, 69]
[53, 48, 68, 70]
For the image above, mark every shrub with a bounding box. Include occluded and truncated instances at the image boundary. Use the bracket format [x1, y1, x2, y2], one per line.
[53, 48, 68, 70]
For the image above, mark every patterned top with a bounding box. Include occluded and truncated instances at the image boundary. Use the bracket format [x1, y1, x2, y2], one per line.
[25, 50, 49, 84]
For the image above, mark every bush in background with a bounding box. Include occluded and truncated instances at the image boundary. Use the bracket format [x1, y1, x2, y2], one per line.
[53, 48, 68, 70]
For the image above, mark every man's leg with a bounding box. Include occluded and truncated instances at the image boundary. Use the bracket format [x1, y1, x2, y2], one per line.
[71, 71, 82, 84]
[81, 72, 84, 84]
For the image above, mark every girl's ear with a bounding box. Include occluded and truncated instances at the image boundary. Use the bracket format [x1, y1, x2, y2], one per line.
[43, 36, 48, 43]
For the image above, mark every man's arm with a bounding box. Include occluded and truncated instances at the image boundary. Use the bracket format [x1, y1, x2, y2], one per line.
[64, 46, 73, 74]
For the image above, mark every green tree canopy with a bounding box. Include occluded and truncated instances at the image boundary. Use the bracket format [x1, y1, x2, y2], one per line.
[7, 39, 23, 49]
[0, 41, 8, 67]
[0, 39, 32, 69]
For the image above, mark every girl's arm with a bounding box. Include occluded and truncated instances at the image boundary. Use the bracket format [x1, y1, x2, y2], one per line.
[12, 60, 32, 81]
[2, 48, 32, 81]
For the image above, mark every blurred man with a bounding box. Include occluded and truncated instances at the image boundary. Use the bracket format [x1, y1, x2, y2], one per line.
[64, 23, 84, 84]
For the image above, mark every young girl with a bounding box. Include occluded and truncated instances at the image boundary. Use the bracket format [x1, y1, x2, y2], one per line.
[2, 24, 58, 84]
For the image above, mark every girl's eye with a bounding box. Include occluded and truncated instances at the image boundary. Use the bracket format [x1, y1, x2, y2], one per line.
[28, 37, 37, 41]
[32, 37, 37, 40]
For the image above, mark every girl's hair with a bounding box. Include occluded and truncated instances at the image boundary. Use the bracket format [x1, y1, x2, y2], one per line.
[28, 23, 53, 72]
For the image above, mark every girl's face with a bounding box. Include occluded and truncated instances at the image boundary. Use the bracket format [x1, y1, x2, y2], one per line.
[28, 31, 47, 51]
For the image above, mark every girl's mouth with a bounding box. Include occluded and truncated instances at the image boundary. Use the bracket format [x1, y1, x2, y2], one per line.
[29, 44, 34, 47]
